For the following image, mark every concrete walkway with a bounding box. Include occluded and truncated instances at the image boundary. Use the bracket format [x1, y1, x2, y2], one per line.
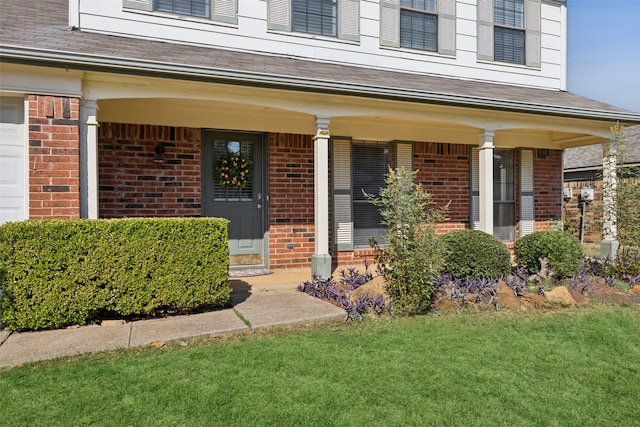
[0, 269, 345, 368]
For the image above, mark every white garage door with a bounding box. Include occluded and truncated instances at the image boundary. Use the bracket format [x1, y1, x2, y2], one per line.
[0, 97, 27, 225]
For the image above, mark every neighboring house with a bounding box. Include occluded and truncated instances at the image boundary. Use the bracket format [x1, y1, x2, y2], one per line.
[563, 126, 640, 244]
[1, 0, 640, 277]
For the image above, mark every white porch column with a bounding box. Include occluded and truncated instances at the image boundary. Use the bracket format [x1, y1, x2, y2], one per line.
[478, 130, 494, 235]
[80, 99, 99, 219]
[601, 140, 618, 258]
[312, 117, 332, 279]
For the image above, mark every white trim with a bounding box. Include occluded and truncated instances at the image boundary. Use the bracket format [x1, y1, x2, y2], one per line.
[23, 95, 29, 220]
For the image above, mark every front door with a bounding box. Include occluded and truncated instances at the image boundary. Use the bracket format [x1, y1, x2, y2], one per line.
[202, 131, 266, 267]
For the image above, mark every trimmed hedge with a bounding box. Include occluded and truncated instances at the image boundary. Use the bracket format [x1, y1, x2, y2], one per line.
[0, 218, 230, 331]
[441, 229, 512, 280]
[514, 230, 582, 279]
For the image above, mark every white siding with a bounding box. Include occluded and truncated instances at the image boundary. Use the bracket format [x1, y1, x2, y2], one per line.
[79, 0, 567, 90]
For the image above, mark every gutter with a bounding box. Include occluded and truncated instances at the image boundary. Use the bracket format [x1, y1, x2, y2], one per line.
[3, 44, 640, 124]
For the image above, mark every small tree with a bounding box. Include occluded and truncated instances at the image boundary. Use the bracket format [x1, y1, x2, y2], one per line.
[366, 167, 447, 314]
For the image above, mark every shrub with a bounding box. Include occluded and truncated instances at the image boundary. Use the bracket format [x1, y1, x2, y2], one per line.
[0, 218, 230, 330]
[614, 246, 640, 283]
[367, 167, 447, 314]
[441, 229, 511, 280]
[514, 230, 582, 279]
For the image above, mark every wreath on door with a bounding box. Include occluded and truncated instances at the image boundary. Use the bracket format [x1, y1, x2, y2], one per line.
[216, 152, 252, 189]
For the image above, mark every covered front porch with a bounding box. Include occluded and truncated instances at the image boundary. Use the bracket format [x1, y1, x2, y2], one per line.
[76, 71, 615, 278]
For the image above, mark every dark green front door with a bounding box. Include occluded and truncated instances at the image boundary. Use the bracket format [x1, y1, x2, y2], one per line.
[202, 131, 266, 267]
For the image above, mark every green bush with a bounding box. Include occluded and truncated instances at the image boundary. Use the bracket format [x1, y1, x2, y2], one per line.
[0, 218, 230, 331]
[368, 167, 447, 314]
[615, 246, 640, 281]
[441, 229, 511, 280]
[514, 230, 582, 279]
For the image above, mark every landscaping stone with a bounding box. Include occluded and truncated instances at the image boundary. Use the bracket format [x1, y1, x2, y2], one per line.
[545, 287, 577, 306]
[631, 285, 640, 296]
[569, 289, 587, 304]
[350, 276, 389, 303]
[520, 293, 549, 309]
[432, 296, 458, 312]
[496, 282, 520, 311]
[150, 341, 165, 348]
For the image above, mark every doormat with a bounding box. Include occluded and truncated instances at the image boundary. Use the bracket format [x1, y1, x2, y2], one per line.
[229, 269, 273, 278]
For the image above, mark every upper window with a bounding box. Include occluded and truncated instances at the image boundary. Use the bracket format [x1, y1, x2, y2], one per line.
[493, 0, 525, 64]
[477, 0, 541, 67]
[267, 0, 359, 42]
[155, 0, 209, 17]
[123, 0, 237, 24]
[292, 0, 337, 37]
[155, 0, 210, 17]
[380, 0, 456, 56]
[400, 0, 438, 52]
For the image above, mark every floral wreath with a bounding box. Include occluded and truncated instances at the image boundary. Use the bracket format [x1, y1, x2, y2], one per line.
[216, 152, 252, 189]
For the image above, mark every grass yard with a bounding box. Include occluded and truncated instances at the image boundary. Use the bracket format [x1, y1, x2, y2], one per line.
[1, 305, 639, 426]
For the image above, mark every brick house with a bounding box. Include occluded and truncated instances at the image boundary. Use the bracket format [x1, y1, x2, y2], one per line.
[1, 0, 639, 278]
[563, 126, 640, 244]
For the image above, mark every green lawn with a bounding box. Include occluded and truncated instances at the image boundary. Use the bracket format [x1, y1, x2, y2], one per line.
[1, 305, 639, 426]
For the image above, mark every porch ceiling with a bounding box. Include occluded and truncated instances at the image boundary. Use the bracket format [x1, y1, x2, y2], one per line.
[97, 94, 608, 150]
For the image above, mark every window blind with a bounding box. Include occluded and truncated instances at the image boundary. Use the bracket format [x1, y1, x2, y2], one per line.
[292, 0, 337, 37]
[156, 0, 210, 17]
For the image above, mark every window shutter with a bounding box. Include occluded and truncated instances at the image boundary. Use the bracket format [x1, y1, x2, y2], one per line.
[213, 0, 237, 24]
[477, 0, 494, 61]
[332, 138, 354, 251]
[339, 0, 360, 41]
[519, 148, 535, 237]
[268, 0, 291, 32]
[525, 0, 541, 68]
[438, 0, 456, 56]
[470, 147, 480, 230]
[380, 0, 400, 48]
[123, 0, 152, 11]
[395, 141, 413, 171]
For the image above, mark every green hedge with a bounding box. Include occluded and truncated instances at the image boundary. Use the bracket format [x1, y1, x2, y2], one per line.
[441, 229, 512, 280]
[514, 230, 582, 279]
[0, 218, 230, 331]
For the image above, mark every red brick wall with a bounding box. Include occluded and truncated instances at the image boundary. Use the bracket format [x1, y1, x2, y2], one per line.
[28, 95, 80, 219]
[268, 133, 316, 268]
[533, 149, 562, 231]
[415, 141, 470, 227]
[98, 123, 201, 217]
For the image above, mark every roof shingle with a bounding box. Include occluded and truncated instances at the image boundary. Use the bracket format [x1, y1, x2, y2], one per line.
[2, 0, 640, 123]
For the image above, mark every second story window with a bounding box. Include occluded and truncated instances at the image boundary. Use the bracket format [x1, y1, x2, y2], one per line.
[400, 0, 438, 52]
[380, 0, 456, 56]
[267, 0, 359, 41]
[155, 0, 210, 18]
[494, 0, 524, 64]
[477, 0, 541, 68]
[123, 0, 237, 24]
[292, 0, 337, 37]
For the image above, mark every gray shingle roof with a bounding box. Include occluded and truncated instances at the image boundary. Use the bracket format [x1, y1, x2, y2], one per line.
[564, 126, 640, 171]
[2, 0, 640, 124]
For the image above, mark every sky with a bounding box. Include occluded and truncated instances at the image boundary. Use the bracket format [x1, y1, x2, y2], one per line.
[567, 0, 640, 113]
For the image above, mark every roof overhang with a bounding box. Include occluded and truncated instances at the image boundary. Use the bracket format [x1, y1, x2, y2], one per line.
[3, 44, 640, 126]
